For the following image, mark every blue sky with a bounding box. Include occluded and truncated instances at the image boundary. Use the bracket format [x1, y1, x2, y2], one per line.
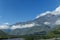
[0, 0, 60, 24]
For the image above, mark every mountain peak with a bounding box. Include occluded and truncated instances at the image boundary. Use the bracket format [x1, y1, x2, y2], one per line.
[36, 11, 51, 18]
[55, 6, 60, 12]
[36, 6, 60, 19]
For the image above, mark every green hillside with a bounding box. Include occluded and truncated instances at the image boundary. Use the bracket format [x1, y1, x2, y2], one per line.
[0, 30, 8, 38]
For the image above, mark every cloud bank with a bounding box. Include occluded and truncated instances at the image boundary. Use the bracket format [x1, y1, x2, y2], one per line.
[11, 23, 35, 29]
[0, 22, 10, 29]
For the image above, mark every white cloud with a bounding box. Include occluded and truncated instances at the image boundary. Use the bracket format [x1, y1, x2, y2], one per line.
[36, 6, 60, 18]
[0, 22, 10, 29]
[11, 23, 35, 29]
[0, 24, 10, 29]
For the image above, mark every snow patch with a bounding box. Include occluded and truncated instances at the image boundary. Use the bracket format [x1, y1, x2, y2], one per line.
[44, 22, 50, 25]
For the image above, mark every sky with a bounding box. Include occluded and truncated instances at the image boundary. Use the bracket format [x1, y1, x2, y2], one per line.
[0, 0, 60, 24]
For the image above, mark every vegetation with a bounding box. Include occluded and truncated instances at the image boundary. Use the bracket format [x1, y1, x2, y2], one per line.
[0, 26, 60, 40]
[23, 25, 60, 39]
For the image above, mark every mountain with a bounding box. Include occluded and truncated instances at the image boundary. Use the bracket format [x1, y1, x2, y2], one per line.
[10, 6, 60, 29]
[8, 6, 60, 36]
[0, 6, 60, 36]
[10, 6, 60, 35]
[34, 13, 60, 27]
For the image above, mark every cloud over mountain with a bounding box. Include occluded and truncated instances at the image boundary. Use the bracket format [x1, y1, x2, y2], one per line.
[11, 23, 35, 29]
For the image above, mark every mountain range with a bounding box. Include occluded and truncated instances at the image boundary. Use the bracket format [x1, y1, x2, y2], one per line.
[0, 6, 60, 36]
